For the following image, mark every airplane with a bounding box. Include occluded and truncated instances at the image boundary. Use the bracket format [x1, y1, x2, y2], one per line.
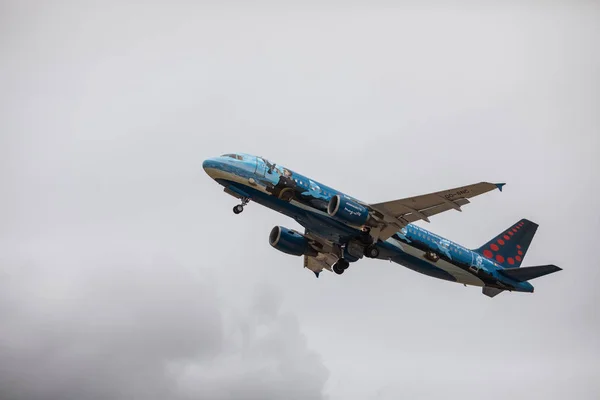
[203, 153, 561, 297]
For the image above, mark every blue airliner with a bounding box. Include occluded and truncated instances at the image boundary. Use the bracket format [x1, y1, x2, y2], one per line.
[203, 153, 561, 297]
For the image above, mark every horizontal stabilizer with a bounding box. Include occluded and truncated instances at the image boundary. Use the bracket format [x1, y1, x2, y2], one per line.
[499, 265, 562, 282]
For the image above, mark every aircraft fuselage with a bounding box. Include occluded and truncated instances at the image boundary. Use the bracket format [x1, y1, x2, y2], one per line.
[203, 153, 534, 294]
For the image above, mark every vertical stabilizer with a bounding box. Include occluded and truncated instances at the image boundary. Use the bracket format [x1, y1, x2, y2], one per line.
[474, 219, 538, 268]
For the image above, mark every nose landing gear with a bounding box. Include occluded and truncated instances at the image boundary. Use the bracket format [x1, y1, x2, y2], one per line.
[233, 197, 250, 214]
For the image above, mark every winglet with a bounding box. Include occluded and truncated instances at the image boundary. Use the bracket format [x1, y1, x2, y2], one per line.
[495, 183, 506, 192]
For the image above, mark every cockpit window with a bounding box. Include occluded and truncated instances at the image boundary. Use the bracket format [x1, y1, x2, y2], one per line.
[221, 154, 243, 160]
[259, 157, 277, 172]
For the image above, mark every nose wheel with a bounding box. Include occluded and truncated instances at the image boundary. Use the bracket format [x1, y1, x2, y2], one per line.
[233, 197, 250, 214]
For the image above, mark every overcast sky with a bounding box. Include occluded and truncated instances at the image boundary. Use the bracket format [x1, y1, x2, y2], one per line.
[1, 1, 599, 399]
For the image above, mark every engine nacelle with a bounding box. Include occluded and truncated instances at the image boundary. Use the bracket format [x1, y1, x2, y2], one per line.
[327, 195, 370, 226]
[269, 226, 316, 257]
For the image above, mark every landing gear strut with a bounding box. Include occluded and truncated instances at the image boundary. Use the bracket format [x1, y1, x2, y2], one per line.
[332, 259, 350, 275]
[233, 197, 250, 214]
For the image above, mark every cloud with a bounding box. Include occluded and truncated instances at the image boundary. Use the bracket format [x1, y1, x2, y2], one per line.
[0, 254, 329, 400]
[1, 1, 598, 399]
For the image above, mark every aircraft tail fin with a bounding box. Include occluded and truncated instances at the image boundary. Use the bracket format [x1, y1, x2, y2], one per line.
[474, 219, 538, 268]
[498, 264, 562, 282]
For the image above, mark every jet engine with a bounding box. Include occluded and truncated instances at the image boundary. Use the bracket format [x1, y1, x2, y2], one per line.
[269, 226, 316, 257]
[327, 195, 371, 226]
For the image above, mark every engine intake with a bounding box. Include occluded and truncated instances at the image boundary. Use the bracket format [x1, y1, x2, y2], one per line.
[269, 226, 316, 257]
[327, 195, 370, 226]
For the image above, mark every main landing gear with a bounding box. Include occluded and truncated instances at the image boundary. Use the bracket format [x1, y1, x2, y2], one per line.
[364, 245, 380, 259]
[332, 258, 350, 275]
[233, 197, 250, 214]
[333, 243, 380, 275]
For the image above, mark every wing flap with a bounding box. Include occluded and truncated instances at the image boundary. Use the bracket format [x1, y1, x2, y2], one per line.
[401, 198, 471, 223]
[302, 229, 340, 277]
[371, 182, 499, 218]
[304, 254, 337, 277]
[369, 182, 502, 241]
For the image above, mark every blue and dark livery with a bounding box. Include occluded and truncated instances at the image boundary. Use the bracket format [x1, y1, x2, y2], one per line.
[203, 153, 561, 298]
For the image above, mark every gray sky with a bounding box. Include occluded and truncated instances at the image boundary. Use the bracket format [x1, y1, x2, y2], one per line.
[1, 1, 599, 399]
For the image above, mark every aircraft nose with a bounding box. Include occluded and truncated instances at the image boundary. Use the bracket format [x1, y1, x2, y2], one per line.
[202, 157, 222, 178]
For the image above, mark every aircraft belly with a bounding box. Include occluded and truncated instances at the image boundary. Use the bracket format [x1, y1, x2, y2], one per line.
[204, 168, 271, 195]
[394, 242, 484, 287]
[434, 259, 484, 287]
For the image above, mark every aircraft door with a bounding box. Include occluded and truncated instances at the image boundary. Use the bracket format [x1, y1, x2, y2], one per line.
[469, 253, 483, 273]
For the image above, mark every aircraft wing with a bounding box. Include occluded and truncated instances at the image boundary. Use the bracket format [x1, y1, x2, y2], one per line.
[303, 254, 337, 277]
[302, 230, 341, 277]
[368, 182, 505, 241]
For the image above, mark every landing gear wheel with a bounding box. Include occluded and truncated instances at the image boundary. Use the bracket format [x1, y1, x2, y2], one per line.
[365, 245, 380, 258]
[233, 197, 250, 214]
[338, 258, 350, 269]
[333, 259, 349, 275]
[338, 259, 350, 270]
